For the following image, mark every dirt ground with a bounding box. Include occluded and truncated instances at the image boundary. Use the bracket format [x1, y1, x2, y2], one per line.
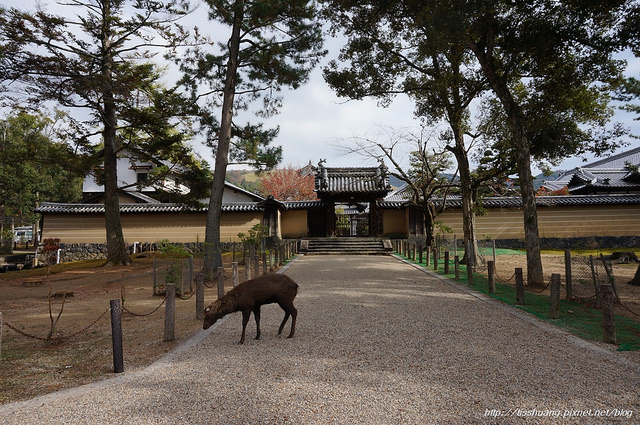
[0, 251, 639, 406]
[0, 253, 264, 405]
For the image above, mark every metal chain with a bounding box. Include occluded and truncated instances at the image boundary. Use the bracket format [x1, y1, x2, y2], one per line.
[122, 298, 166, 317]
[4, 307, 110, 342]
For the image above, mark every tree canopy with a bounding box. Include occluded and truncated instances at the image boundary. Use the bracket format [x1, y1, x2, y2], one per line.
[0, 111, 84, 250]
[181, 0, 326, 277]
[0, 0, 209, 265]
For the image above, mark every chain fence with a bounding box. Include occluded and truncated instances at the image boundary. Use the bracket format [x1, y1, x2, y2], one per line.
[395, 237, 640, 320]
[1, 239, 300, 348]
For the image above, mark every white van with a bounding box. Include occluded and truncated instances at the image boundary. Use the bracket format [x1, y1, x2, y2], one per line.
[13, 226, 33, 244]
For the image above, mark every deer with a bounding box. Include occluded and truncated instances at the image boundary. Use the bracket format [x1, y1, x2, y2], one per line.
[203, 273, 298, 344]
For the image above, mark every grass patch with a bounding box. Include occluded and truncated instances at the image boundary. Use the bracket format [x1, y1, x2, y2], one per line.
[399, 252, 640, 351]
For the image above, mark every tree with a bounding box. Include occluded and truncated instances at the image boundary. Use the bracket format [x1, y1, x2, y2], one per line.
[180, 0, 325, 278]
[324, 0, 628, 287]
[462, 1, 628, 287]
[1, 0, 206, 265]
[258, 167, 316, 201]
[0, 111, 84, 252]
[322, 0, 511, 266]
[342, 127, 455, 245]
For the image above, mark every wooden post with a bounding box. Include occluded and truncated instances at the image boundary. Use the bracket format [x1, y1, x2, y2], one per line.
[433, 250, 438, 270]
[444, 251, 450, 275]
[418, 244, 423, 264]
[426, 245, 431, 266]
[153, 256, 157, 295]
[0, 312, 3, 362]
[600, 284, 617, 344]
[262, 251, 267, 275]
[515, 268, 525, 305]
[454, 255, 460, 280]
[232, 262, 239, 286]
[466, 243, 473, 286]
[564, 249, 573, 299]
[246, 252, 252, 281]
[550, 273, 561, 319]
[232, 242, 236, 263]
[188, 256, 194, 293]
[164, 284, 175, 342]
[195, 272, 204, 320]
[589, 255, 600, 301]
[110, 299, 124, 373]
[217, 267, 225, 299]
[488, 260, 495, 294]
[253, 252, 259, 278]
[274, 247, 279, 269]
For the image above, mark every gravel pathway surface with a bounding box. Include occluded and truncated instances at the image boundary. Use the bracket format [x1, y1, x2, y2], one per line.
[1, 255, 639, 424]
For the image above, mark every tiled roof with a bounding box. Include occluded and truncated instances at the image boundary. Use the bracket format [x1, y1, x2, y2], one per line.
[36, 202, 261, 214]
[315, 164, 391, 196]
[379, 194, 640, 209]
[283, 200, 325, 209]
[542, 146, 640, 193]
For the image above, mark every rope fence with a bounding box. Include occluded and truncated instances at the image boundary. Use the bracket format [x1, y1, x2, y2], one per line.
[393, 238, 640, 329]
[0, 239, 300, 366]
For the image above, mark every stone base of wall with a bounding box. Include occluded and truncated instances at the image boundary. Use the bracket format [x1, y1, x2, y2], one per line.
[35, 240, 284, 266]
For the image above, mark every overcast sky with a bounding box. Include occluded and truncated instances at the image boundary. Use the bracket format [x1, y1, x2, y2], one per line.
[4, 0, 640, 175]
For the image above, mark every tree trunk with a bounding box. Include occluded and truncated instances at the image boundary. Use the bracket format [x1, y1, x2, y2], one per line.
[203, 1, 244, 280]
[101, 1, 130, 266]
[448, 129, 479, 268]
[628, 264, 640, 286]
[468, 41, 544, 287]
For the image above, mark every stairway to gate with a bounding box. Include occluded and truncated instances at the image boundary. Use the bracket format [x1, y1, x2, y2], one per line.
[300, 238, 392, 255]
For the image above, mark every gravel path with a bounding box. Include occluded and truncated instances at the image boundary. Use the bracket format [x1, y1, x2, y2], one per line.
[1, 255, 639, 424]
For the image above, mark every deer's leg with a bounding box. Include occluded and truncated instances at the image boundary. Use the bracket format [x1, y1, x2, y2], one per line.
[288, 305, 297, 338]
[278, 311, 290, 335]
[240, 310, 251, 344]
[253, 306, 261, 340]
[279, 302, 297, 338]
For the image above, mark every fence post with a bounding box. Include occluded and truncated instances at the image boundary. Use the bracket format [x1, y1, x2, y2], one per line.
[196, 273, 204, 320]
[110, 299, 124, 373]
[454, 255, 460, 280]
[262, 251, 267, 275]
[433, 249, 438, 270]
[0, 311, 3, 363]
[418, 244, 423, 264]
[153, 256, 157, 295]
[550, 273, 561, 319]
[466, 241, 473, 285]
[589, 255, 600, 305]
[232, 242, 236, 263]
[188, 256, 194, 293]
[217, 267, 225, 299]
[232, 262, 239, 287]
[600, 284, 617, 344]
[164, 284, 175, 342]
[253, 251, 260, 277]
[515, 268, 525, 305]
[444, 251, 450, 275]
[564, 249, 573, 300]
[488, 261, 495, 294]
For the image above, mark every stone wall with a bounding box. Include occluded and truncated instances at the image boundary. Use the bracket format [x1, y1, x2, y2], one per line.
[35, 240, 282, 265]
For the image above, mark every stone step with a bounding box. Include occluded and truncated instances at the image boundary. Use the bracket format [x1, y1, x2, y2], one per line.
[301, 238, 392, 255]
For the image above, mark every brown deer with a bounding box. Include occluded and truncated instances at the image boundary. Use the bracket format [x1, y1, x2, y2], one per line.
[203, 273, 298, 344]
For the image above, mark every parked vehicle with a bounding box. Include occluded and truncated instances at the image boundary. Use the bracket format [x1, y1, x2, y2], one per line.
[13, 226, 33, 244]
